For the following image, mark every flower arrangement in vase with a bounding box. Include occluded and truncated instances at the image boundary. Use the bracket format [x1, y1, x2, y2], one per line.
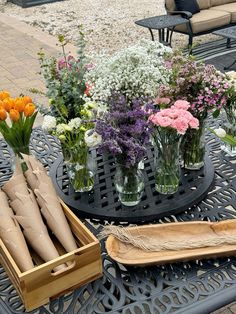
[159, 52, 231, 169]
[96, 93, 152, 206]
[148, 100, 199, 194]
[85, 40, 171, 103]
[0, 91, 37, 170]
[40, 33, 102, 192]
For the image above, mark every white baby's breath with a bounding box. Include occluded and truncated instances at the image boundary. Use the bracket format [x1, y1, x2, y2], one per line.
[85, 40, 171, 102]
[42, 115, 56, 131]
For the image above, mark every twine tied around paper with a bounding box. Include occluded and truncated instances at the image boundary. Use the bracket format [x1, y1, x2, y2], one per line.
[99, 225, 236, 252]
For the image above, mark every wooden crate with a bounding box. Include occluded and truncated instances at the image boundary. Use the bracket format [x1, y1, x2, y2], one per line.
[0, 201, 103, 311]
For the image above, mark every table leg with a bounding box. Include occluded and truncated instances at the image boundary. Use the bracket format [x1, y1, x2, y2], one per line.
[224, 58, 236, 70]
[149, 28, 154, 41]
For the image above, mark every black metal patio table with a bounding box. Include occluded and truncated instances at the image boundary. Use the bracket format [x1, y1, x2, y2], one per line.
[135, 15, 188, 47]
[0, 122, 236, 314]
[213, 26, 236, 70]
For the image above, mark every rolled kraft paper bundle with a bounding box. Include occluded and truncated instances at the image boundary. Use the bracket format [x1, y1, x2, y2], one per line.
[0, 190, 34, 272]
[24, 155, 77, 252]
[2, 167, 66, 272]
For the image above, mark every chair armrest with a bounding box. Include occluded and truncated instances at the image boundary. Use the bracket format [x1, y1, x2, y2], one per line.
[168, 10, 193, 19]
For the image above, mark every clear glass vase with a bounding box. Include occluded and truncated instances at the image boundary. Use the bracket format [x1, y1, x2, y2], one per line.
[61, 143, 96, 193]
[153, 130, 182, 195]
[115, 163, 144, 206]
[181, 118, 206, 170]
[221, 109, 236, 156]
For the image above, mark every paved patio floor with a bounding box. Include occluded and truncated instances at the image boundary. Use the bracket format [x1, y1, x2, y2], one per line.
[0, 12, 236, 314]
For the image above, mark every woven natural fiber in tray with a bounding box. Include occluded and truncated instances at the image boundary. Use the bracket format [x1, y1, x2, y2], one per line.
[106, 220, 236, 266]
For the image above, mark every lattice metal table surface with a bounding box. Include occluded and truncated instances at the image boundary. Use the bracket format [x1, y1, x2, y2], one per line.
[50, 150, 215, 223]
[0, 125, 236, 314]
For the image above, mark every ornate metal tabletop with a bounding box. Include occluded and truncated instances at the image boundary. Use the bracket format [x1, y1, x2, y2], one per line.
[0, 123, 236, 314]
[135, 15, 188, 45]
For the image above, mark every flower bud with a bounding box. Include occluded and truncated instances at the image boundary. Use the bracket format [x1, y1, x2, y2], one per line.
[22, 96, 33, 105]
[3, 98, 14, 112]
[10, 109, 20, 122]
[14, 98, 25, 112]
[0, 108, 7, 121]
[215, 128, 226, 138]
[0, 91, 10, 101]
[58, 134, 66, 141]
[24, 103, 35, 117]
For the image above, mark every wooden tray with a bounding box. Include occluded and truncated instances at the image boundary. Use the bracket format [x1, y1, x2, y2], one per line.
[0, 201, 102, 311]
[106, 220, 236, 266]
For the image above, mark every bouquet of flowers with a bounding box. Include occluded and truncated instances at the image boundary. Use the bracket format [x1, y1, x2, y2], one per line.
[0, 91, 37, 159]
[85, 40, 171, 103]
[96, 93, 151, 167]
[96, 92, 152, 206]
[158, 51, 232, 169]
[40, 34, 102, 192]
[159, 52, 230, 119]
[149, 100, 199, 194]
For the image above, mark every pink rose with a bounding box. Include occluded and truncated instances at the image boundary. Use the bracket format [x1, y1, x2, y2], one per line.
[173, 100, 190, 110]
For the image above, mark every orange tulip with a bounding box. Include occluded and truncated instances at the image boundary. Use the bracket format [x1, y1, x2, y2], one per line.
[9, 109, 20, 122]
[0, 108, 7, 121]
[22, 96, 32, 105]
[0, 91, 10, 101]
[24, 103, 35, 117]
[14, 98, 25, 112]
[3, 98, 15, 112]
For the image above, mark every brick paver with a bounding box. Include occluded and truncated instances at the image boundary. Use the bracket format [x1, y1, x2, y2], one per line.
[0, 13, 76, 125]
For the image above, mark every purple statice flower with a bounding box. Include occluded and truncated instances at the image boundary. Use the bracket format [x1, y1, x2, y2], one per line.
[96, 93, 152, 167]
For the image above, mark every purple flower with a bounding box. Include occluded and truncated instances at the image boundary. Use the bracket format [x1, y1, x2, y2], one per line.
[96, 93, 152, 167]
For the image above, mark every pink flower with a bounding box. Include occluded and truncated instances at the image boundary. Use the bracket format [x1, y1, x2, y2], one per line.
[57, 55, 76, 70]
[149, 114, 172, 127]
[172, 100, 190, 110]
[172, 118, 189, 134]
[154, 97, 171, 105]
[189, 117, 199, 129]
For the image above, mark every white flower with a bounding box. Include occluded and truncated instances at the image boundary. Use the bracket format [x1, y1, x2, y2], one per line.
[85, 40, 171, 103]
[75, 164, 85, 171]
[215, 128, 226, 138]
[84, 130, 102, 147]
[68, 118, 81, 129]
[42, 115, 56, 131]
[56, 123, 67, 134]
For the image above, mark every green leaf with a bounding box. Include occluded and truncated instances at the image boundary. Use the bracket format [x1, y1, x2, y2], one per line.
[212, 109, 220, 119]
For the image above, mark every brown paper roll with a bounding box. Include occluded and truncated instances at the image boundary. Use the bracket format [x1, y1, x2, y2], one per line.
[22, 227, 66, 271]
[0, 190, 13, 216]
[35, 190, 77, 252]
[23, 156, 77, 253]
[0, 216, 34, 272]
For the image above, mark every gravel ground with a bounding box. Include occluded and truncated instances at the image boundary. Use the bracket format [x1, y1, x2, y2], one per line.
[0, 0, 218, 54]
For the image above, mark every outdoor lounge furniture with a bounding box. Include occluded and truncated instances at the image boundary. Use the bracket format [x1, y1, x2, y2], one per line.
[135, 14, 188, 46]
[8, 0, 63, 8]
[214, 25, 236, 69]
[165, 0, 236, 47]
